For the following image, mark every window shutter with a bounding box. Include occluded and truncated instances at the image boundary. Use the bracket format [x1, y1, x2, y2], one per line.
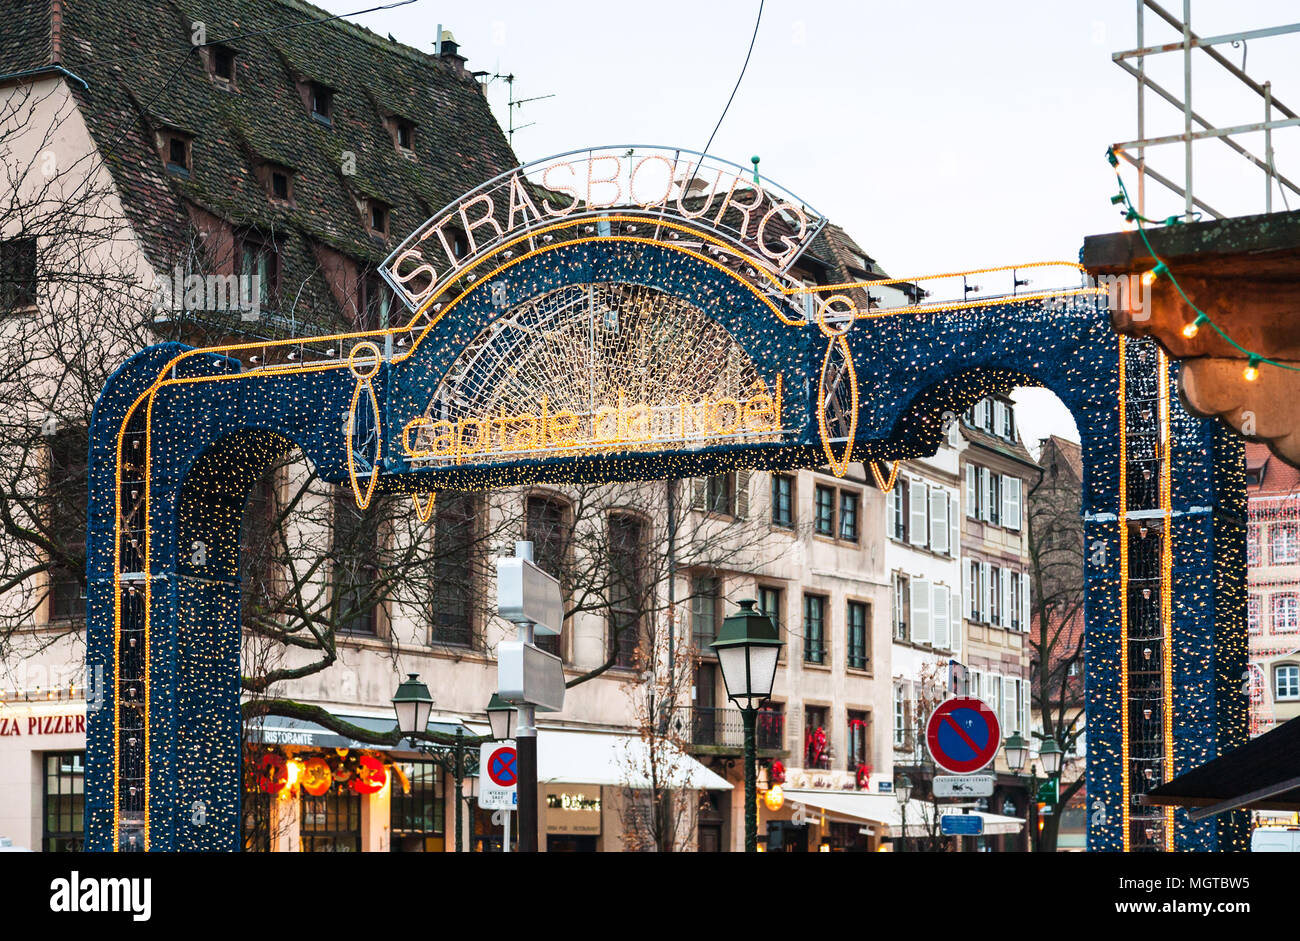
[932, 584, 949, 649]
[949, 592, 961, 654]
[976, 399, 990, 430]
[993, 400, 1006, 437]
[909, 479, 928, 547]
[949, 494, 959, 558]
[910, 578, 931, 644]
[963, 563, 973, 619]
[1000, 568, 1011, 628]
[1004, 678, 1018, 734]
[980, 468, 993, 523]
[981, 562, 991, 623]
[930, 487, 948, 553]
[1002, 475, 1021, 530]
[1022, 574, 1031, 634]
[692, 478, 705, 510]
[966, 464, 977, 518]
[735, 469, 751, 519]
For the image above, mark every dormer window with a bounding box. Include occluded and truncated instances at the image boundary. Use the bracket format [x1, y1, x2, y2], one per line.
[309, 83, 334, 125]
[367, 200, 390, 238]
[389, 117, 415, 155]
[260, 163, 294, 205]
[208, 45, 236, 86]
[163, 133, 191, 176]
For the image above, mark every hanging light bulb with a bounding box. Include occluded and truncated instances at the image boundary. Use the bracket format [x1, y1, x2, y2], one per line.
[1182, 313, 1208, 339]
[1244, 355, 1262, 382]
[1143, 647, 1153, 660]
[1140, 262, 1168, 287]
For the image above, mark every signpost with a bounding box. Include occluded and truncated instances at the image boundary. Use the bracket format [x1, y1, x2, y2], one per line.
[925, 697, 1001, 775]
[933, 774, 995, 798]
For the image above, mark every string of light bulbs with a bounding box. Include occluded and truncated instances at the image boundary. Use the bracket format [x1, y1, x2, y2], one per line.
[1106, 146, 1295, 383]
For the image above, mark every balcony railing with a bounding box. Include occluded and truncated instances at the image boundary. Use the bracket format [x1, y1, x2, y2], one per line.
[676, 706, 784, 752]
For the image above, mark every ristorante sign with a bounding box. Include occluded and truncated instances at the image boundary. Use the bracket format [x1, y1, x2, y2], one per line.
[381, 145, 826, 311]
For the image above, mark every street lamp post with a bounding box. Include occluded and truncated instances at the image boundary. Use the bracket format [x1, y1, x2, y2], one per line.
[895, 773, 913, 853]
[1003, 732, 1063, 852]
[711, 599, 783, 853]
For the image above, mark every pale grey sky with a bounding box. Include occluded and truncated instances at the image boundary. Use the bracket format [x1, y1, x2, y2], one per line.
[321, 0, 1300, 452]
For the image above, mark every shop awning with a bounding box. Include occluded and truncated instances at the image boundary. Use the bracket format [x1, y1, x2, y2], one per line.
[245, 711, 474, 752]
[1141, 716, 1300, 818]
[783, 788, 1024, 837]
[532, 727, 732, 790]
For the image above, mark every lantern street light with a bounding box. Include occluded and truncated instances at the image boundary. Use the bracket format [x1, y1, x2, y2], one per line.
[392, 674, 433, 737]
[1003, 732, 1029, 773]
[1003, 732, 1065, 852]
[487, 693, 518, 741]
[894, 773, 913, 853]
[712, 599, 783, 853]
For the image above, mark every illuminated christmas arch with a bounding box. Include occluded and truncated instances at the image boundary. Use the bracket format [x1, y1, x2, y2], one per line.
[84, 146, 1246, 852]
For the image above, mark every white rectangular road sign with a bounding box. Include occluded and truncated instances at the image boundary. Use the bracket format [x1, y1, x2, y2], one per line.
[479, 741, 519, 811]
[933, 774, 995, 798]
[498, 640, 566, 712]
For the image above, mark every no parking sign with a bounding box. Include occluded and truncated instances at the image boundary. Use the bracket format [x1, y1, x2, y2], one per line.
[479, 742, 519, 810]
[925, 698, 1001, 775]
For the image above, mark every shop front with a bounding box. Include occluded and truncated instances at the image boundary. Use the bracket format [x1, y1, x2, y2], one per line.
[0, 689, 88, 852]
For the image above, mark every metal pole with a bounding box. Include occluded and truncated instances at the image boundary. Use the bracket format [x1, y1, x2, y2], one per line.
[514, 540, 540, 853]
[742, 706, 757, 852]
[454, 729, 464, 853]
[1137, 0, 1146, 215]
[1182, 0, 1194, 220]
[503, 810, 511, 852]
[1266, 81, 1275, 212]
[1030, 768, 1039, 852]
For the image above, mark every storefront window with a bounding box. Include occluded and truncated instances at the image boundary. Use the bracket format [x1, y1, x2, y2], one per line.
[43, 751, 84, 852]
[301, 791, 361, 852]
[391, 761, 445, 852]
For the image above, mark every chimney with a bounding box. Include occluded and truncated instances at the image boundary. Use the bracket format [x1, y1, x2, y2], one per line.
[437, 28, 468, 76]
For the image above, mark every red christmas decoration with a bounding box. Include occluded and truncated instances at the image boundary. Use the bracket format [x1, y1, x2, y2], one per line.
[349, 754, 388, 794]
[257, 753, 288, 795]
[770, 759, 786, 784]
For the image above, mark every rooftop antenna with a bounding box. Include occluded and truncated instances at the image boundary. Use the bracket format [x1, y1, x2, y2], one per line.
[488, 72, 555, 147]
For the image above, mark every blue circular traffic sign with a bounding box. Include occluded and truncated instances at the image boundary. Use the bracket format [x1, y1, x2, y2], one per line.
[926, 697, 1001, 774]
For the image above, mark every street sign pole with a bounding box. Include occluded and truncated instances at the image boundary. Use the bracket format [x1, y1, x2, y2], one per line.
[503, 809, 511, 853]
[513, 541, 539, 853]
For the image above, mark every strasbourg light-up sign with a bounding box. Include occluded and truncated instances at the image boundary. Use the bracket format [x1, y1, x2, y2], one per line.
[381, 145, 828, 313]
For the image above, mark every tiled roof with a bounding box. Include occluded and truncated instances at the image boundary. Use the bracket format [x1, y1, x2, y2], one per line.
[1039, 435, 1083, 483]
[0, 1, 52, 76]
[44, 0, 518, 329]
[1247, 441, 1300, 496]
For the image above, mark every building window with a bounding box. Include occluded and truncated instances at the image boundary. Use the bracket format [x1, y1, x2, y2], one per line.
[43, 751, 84, 852]
[526, 495, 570, 657]
[893, 573, 909, 641]
[988, 565, 1002, 625]
[1248, 526, 1260, 565]
[771, 474, 793, 528]
[431, 492, 477, 647]
[839, 491, 859, 542]
[803, 593, 827, 664]
[165, 134, 190, 175]
[47, 425, 87, 621]
[210, 45, 236, 83]
[814, 485, 834, 536]
[705, 474, 735, 516]
[239, 234, 278, 309]
[968, 560, 983, 623]
[692, 575, 721, 651]
[608, 513, 645, 669]
[368, 200, 390, 238]
[1271, 593, 1299, 633]
[1248, 595, 1261, 634]
[758, 585, 783, 646]
[1276, 664, 1300, 701]
[847, 711, 870, 772]
[893, 687, 907, 747]
[1271, 523, 1299, 564]
[394, 118, 415, 154]
[1, 236, 37, 309]
[847, 600, 870, 671]
[804, 705, 830, 769]
[309, 82, 334, 124]
[362, 272, 393, 331]
[1009, 571, 1023, 631]
[301, 790, 361, 852]
[333, 487, 380, 635]
[889, 480, 907, 540]
[390, 761, 444, 851]
[1002, 402, 1015, 439]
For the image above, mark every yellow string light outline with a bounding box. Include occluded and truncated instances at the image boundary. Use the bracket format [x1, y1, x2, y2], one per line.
[1118, 334, 1131, 852]
[1158, 348, 1176, 850]
[869, 460, 900, 492]
[411, 492, 436, 522]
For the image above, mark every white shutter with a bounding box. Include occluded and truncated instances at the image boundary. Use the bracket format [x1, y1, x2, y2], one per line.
[1022, 574, 1031, 634]
[930, 487, 949, 553]
[932, 584, 949, 649]
[910, 578, 931, 644]
[909, 479, 928, 547]
[966, 464, 977, 518]
[1022, 682, 1032, 738]
[949, 592, 961, 655]
[981, 468, 994, 523]
[963, 562, 973, 619]
[1000, 568, 1012, 628]
[736, 469, 751, 519]
[981, 562, 991, 623]
[1004, 678, 1018, 735]
[976, 399, 991, 430]
[949, 495, 959, 558]
[992, 675, 1004, 728]
[993, 400, 1007, 437]
[888, 484, 902, 540]
[1002, 475, 1021, 530]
